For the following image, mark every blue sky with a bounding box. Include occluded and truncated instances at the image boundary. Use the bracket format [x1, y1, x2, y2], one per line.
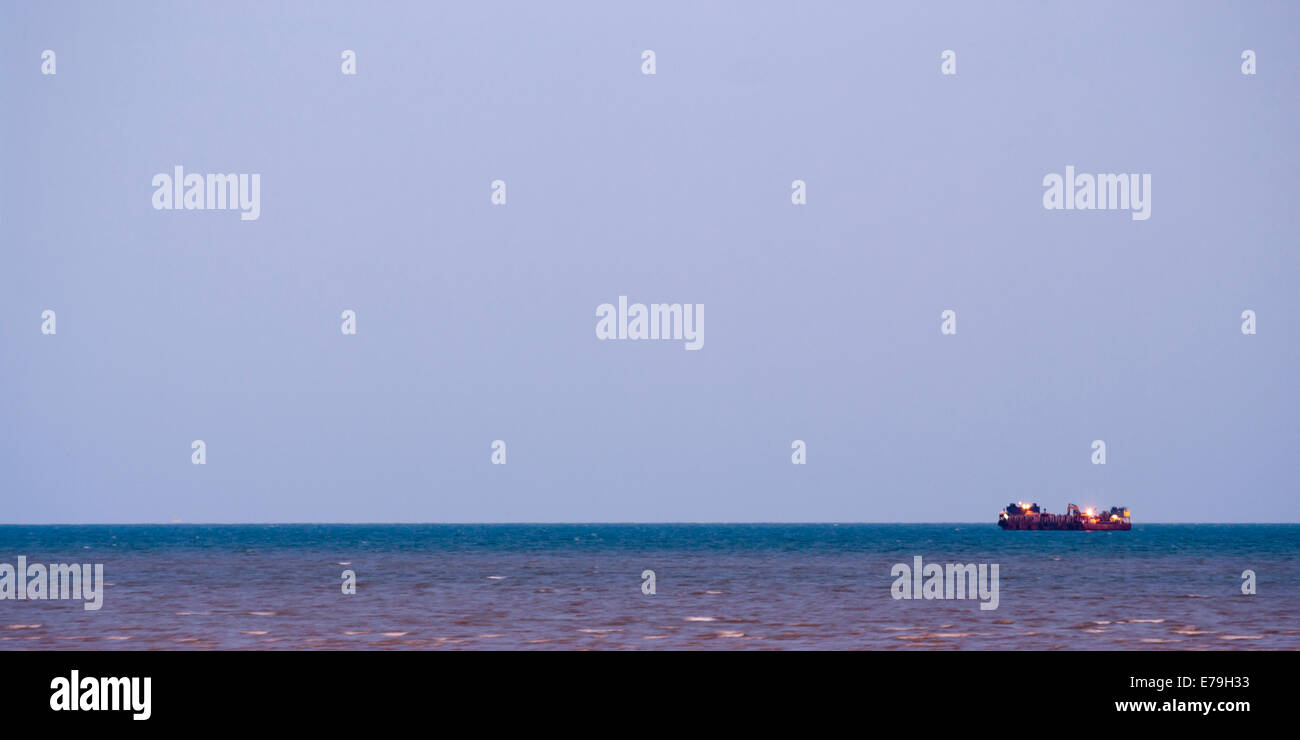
[2, 1, 1298, 522]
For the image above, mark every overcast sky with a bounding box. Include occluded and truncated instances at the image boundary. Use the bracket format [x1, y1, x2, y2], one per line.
[3, 1, 1297, 523]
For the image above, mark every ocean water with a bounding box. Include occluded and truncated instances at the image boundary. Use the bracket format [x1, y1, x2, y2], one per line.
[0, 524, 1296, 650]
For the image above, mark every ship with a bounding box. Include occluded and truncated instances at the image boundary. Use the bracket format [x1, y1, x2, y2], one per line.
[997, 502, 1131, 531]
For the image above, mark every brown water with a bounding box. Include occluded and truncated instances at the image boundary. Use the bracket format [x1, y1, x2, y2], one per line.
[1, 524, 1296, 649]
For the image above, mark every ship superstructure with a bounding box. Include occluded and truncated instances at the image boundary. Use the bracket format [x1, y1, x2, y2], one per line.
[997, 502, 1131, 531]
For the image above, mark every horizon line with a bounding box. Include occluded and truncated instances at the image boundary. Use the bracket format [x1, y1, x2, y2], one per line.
[3, 521, 1298, 526]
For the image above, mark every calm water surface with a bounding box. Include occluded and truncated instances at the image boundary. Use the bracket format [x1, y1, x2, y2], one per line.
[1, 524, 1296, 650]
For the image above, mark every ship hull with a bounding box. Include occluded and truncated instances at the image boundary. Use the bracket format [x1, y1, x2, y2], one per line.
[998, 515, 1130, 531]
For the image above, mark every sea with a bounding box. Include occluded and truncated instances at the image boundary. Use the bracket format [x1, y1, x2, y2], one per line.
[0, 524, 1296, 650]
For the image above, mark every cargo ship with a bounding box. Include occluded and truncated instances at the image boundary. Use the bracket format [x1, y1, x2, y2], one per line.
[997, 502, 1131, 531]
